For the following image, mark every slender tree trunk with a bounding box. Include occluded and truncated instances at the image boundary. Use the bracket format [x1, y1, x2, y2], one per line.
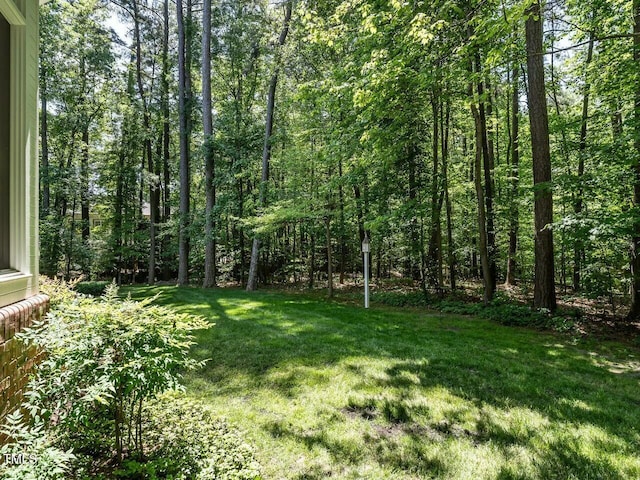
[573, 31, 594, 292]
[67, 195, 77, 281]
[60, 132, 76, 219]
[132, 0, 157, 285]
[408, 146, 421, 281]
[427, 95, 443, 288]
[465, 134, 479, 280]
[308, 231, 315, 289]
[81, 126, 90, 244]
[472, 97, 493, 304]
[442, 100, 456, 290]
[177, 0, 191, 285]
[41, 82, 50, 216]
[354, 185, 365, 245]
[467, 49, 494, 302]
[526, 0, 557, 311]
[475, 56, 497, 292]
[484, 76, 498, 288]
[628, 0, 640, 318]
[79, 49, 90, 255]
[247, 1, 292, 291]
[506, 63, 520, 286]
[203, 0, 217, 287]
[326, 216, 333, 298]
[115, 150, 125, 285]
[161, 0, 172, 281]
[547, 17, 571, 292]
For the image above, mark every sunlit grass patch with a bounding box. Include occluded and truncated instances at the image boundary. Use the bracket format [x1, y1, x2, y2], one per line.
[126, 286, 640, 480]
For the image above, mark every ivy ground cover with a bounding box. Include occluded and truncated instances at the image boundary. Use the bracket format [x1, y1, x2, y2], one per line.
[127, 287, 640, 480]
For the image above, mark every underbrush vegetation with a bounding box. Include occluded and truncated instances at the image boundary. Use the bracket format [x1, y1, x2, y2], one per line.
[372, 290, 578, 332]
[0, 279, 261, 480]
[74, 280, 110, 297]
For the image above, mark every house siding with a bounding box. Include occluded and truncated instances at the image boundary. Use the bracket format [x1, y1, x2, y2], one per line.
[0, 0, 46, 440]
[0, 0, 39, 307]
[25, 0, 38, 292]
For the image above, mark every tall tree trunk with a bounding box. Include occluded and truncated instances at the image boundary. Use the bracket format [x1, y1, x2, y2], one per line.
[471, 95, 493, 304]
[506, 63, 520, 286]
[408, 146, 421, 282]
[628, 0, 640, 318]
[308, 230, 315, 289]
[442, 100, 456, 290]
[41, 81, 50, 216]
[247, 1, 292, 291]
[354, 185, 365, 243]
[114, 150, 125, 285]
[427, 94, 443, 288]
[475, 56, 497, 293]
[177, 0, 191, 285]
[547, 16, 571, 292]
[573, 31, 594, 292]
[81, 126, 90, 245]
[67, 195, 77, 281]
[161, 0, 172, 280]
[79, 49, 90, 253]
[483, 76, 498, 288]
[465, 133, 479, 280]
[526, 0, 557, 311]
[132, 0, 157, 285]
[203, 0, 217, 287]
[60, 132, 76, 219]
[467, 50, 494, 302]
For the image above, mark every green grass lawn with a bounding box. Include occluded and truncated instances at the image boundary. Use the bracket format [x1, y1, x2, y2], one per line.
[127, 286, 640, 480]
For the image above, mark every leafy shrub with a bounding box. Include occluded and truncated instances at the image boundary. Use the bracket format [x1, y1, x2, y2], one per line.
[74, 281, 110, 297]
[17, 282, 210, 466]
[0, 411, 75, 480]
[39, 276, 79, 308]
[372, 291, 429, 308]
[120, 395, 262, 480]
[12, 280, 261, 478]
[373, 290, 578, 332]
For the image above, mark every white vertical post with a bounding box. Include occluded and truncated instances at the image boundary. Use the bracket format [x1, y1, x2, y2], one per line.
[362, 233, 370, 309]
[364, 250, 369, 309]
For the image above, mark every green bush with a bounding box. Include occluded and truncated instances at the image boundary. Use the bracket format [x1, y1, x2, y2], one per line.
[11, 280, 261, 478]
[0, 411, 75, 480]
[39, 276, 79, 308]
[372, 291, 429, 308]
[373, 290, 578, 332]
[74, 281, 110, 297]
[16, 282, 210, 468]
[117, 395, 262, 480]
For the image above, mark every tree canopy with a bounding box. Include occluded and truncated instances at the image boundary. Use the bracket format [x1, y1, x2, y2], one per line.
[39, 0, 640, 315]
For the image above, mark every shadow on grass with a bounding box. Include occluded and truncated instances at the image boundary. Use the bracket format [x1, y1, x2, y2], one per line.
[264, 418, 448, 479]
[493, 437, 628, 480]
[127, 286, 640, 479]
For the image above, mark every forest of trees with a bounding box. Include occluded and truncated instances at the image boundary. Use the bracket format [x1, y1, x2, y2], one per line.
[39, 0, 640, 315]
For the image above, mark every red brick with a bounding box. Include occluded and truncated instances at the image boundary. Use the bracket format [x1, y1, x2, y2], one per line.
[0, 296, 49, 437]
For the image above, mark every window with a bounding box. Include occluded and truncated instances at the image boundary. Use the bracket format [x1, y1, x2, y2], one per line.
[0, 13, 9, 270]
[0, 0, 38, 308]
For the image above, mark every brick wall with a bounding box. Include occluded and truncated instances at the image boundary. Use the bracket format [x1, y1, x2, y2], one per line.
[0, 295, 49, 433]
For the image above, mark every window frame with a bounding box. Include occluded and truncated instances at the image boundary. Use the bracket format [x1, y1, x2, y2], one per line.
[0, 13, 10, 270]
[0, 0, 37, 308]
